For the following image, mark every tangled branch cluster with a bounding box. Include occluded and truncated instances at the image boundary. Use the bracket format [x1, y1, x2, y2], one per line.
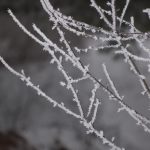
[1, 0, 150, 149]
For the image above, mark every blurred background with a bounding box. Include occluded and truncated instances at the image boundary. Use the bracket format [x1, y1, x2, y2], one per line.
[0, 0, 150, 150]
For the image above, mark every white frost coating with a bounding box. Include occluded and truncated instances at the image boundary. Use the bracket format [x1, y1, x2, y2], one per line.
[40, 0, 110, 38]
[101, 64, 150, 131]
[7, 4, 150, 137]
[6, 9, 125, 149]
[2, 0, 150, 149]
[120, 0, 130, 28]
[111, 0, 117, 32]
[121, 46, 150, 99]
[8, 9, 45, 46]
[130, 16, 135, 34]
[0, 56, 81, 119]
[81, 120, 124, 150]
[8, 11, 85, 118]
[70, 75, 89, 84]
[76, 43, 121, 52]
[44, 45, 84, 118]
[87, 83, 100, 117]
[90, 0, 112, 29]
[90, 99, 101, 124]
[102, 64, 122, 100]
[134, 37, 150, 57]
[60, 81, 66, 87]
[32, 24, 88, 76]
[101, 5, 141, 34]
[0, 56, 124, 150]
[115, 50, 150, 63]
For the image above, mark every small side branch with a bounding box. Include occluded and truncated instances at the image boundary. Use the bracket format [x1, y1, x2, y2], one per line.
[102, 64, 122, 100]
[119, 0, 130, 29]
[111, 0, 117, 32]
[90, 0, 112, 29]
[121, 46, 150, 99]
[87, 83, 100, 117]
[90, 99, 101, 124]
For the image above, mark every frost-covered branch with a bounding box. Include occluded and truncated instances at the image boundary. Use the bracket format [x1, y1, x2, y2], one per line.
[119, 0, 130, 28]
[90, 0, 112, 29]
[115, 50, 150, 63]
[0, 56, 124, 150]
[90, 99, 101, 124]
[111, 0, 117, 32]
[102, 64, 123, 100]
[6, 5, 150, 138]
[40, 0, 110, 39]
[102, 64, 150, 133]
[0, 56, 81, 119]
[1, 0, 150, 149]
[120, 46, 150, 99]
[87, 83, 100, 117]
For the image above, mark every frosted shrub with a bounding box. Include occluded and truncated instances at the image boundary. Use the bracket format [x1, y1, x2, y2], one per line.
[1, 0, 150, 149]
